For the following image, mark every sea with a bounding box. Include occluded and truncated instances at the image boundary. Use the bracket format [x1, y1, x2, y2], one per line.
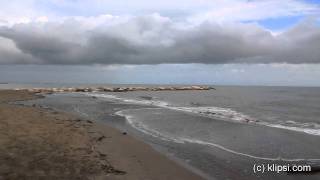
[4, 84, 320, 180]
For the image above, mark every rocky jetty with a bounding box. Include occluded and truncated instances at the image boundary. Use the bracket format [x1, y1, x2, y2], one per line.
[14, 86, 215, 94]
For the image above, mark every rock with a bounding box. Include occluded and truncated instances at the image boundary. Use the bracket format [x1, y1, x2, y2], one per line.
[86, 120, 93, 124]
[102, 87, 112, 92]
[22, 86, 214, 94]
[114, 87, 129, 92]
[159, 87, 167, 90]
[66, 88, 76, 92]
[75, 88, 84, 92]
[122, 132, 127, 135]
[99, 152, 107, 158]
[191, 86, 203, 90]
[97, 135, 106, 142]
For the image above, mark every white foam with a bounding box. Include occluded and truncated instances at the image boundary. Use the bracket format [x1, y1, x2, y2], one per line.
[169, 106, 255, 123]
[88, 93, 121, 100]
[180, 138, 320, 162]
[87, 92, 320, 137]
[87, 92, 253, 122]
[262, 123, 320, 136]
[115, 110, 185, 144]
[116, 109, 320, 162]
[88, 93, 170, 107]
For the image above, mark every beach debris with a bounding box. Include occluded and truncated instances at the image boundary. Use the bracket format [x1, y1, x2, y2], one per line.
[99, 152, 107, 156]
[122, 132, 127, 135]
[102, 165, 126, 175]
[86, 120, 93, 124]
[97, 135, 106, 142]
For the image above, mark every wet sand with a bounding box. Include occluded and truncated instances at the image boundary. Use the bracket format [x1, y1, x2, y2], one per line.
[0, 90, 204, 180]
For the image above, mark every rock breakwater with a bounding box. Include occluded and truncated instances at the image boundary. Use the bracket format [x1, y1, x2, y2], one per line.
[14, 86, 215, 93]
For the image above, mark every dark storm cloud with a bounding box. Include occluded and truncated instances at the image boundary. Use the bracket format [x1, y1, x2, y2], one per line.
[0, 15, 319, 65]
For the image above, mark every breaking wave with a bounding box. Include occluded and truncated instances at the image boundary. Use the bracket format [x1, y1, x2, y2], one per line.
[116, 109, 320, 162]
[87, 93, 320, 136]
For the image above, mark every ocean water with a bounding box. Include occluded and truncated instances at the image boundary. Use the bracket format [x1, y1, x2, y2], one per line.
[95, 86, 320, 136]
[23, 85, 320, 180]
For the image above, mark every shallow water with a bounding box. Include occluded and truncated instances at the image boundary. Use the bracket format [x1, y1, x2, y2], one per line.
[91, 86, 320, 136]
[25, 86, 320, 180]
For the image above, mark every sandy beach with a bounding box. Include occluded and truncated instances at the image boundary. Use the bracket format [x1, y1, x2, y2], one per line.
[0, 90, 204, 180]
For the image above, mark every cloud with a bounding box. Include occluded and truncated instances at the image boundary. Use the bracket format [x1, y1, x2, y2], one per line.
[188, 0, 319, 24]
[1, 0, 319, 26]
[0, 14, 319, 65]
[0, 37, 37, 64]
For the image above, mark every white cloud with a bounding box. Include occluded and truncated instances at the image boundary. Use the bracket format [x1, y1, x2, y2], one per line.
[0, 0, 319, 65]
[0, 0, 319, 27]
[0, 14, 319, 65]
[36, 16, 49, 23]
[188, 0, 319, 24]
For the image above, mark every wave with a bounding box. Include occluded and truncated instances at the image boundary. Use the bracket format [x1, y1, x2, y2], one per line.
[169, 106, 256, 123]
[86, 93, 253, 122]
[116, 109, 320, 162]
[262, 123, 320, 136]
[86, 92, 320, 136]
[115, 110, 185, 144]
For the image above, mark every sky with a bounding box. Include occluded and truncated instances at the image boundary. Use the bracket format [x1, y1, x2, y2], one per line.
[0, 0, 320, 86]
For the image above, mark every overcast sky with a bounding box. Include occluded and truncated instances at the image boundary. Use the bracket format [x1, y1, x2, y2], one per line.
[0, 0, 319, 86]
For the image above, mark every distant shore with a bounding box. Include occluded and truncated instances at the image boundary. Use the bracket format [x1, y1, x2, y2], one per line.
[0, 90, 204, 180]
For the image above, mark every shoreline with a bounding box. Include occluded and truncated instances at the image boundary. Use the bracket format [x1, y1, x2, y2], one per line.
[0, 90, 204, 180]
